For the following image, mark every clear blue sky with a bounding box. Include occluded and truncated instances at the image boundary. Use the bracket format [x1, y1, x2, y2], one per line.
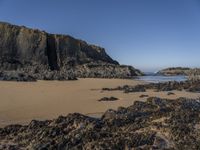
[0, 0, 200, 72]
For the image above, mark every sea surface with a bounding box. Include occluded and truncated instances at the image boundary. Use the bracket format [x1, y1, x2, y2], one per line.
[137, 75, 187, 83]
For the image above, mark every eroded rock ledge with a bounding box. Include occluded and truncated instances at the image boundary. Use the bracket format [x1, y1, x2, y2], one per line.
[1, 97, 200, 149]
[0, 22, 143, 81]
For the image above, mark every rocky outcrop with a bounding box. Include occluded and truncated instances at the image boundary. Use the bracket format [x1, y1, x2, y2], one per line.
[102, 80, 200, 93]
[157, 67, 191, 76]
[0, 22, 143, 81]
[1, 97, 200, 149]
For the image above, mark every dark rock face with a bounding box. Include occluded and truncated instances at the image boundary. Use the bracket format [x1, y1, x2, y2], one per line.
[1, 97, 200, 149]
[0, 22, 143, 81]
[46, 34, 59, 70]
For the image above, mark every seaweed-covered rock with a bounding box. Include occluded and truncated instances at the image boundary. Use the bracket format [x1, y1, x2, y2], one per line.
[98, 97, 119, 102]
[103, 80, 200, 93]
[1, 97, 200, 149]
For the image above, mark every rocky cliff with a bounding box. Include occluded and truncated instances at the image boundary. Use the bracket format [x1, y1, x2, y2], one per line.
[0, 22, 143, 80]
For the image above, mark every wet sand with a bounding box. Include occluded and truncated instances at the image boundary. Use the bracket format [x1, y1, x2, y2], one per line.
[0, 78, 200, 127]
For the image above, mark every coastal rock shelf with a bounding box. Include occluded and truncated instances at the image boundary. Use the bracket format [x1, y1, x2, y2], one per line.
[0, 22, 143, 81]
[1, 97, 200, 149]
[102, 80, 200, 93]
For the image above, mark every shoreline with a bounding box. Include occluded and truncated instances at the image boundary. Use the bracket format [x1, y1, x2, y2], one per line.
[0, 78, 200, 127]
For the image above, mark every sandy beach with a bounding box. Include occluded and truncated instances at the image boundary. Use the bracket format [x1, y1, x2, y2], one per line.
[0, 78, 200, 127]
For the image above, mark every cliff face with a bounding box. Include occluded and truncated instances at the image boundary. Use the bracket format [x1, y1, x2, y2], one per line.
[0, 22, 47, 70]
[0, 22, 142, 80]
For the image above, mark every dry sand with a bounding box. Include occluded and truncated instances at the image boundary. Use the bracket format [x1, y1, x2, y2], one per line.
[0, 78, 200, 127]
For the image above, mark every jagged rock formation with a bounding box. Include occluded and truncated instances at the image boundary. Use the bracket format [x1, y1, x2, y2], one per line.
[1, 97, 200, 149]
[157, 67, 191, 76]
[0, 22, 143, 81]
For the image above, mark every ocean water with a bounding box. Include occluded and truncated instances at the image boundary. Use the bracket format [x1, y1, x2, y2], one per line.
[137, 75, 187, 83]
